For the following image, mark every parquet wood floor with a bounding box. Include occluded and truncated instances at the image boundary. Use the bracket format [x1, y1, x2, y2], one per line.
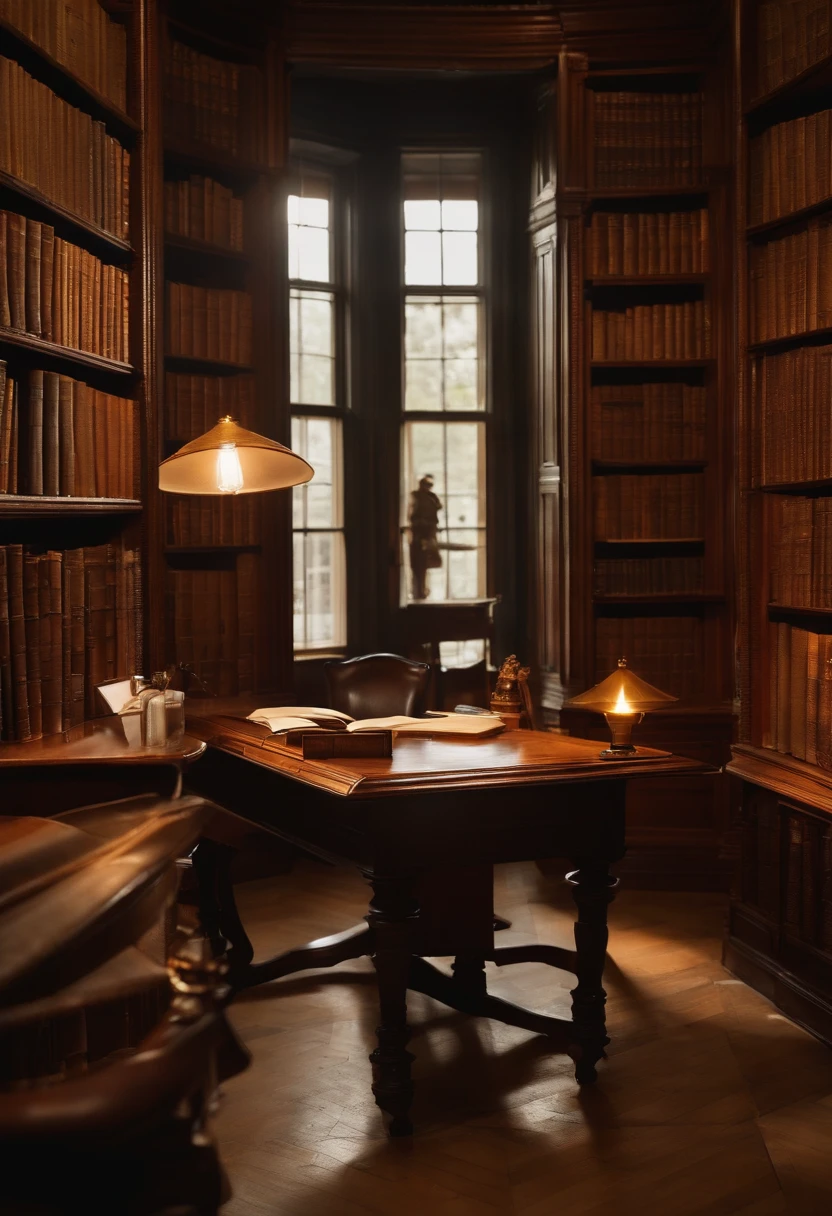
[215, 859, 832, 1215]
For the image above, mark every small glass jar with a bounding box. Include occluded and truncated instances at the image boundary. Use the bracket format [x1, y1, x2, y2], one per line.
[164, 689, 185, 745]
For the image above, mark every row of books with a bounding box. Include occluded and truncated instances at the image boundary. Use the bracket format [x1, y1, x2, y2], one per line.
[749, 110, 832, 226]
[591, 383, 707, 462]
[596, 614, 704, 700]
[0, 56, 129, 239]
[593, 556, 705, 597]
[767, 623, 832, 765]
[167, 283, 253, 366]
[165, 558, 257, 697]
[0, 363, 136, 498]
[164, 38, 265, 163]
[589, 210, 709, 276]
[164, 176, 245, 252]
[592, 92, 703, 188]
[165, 373, 255, 444]
[0, 542, 142, 741]
[166, 495, 260, 548]
[591, 301, 710, 361]
[594, 473, 704, 540]
[0, 0, 128, 111]
[749, 220, 832, 342]
[753, 344, 832, 484]
[770, 496, 832, 608]
[756, 1, 832, 99]
[0, 211, 129, 361]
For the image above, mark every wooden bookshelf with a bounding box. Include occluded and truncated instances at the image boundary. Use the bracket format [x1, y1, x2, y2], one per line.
[154, 2, 288, 698]
[529, 56, 734, 889]
[0, 1, 148, 744]
[730, 0, 832, 1046]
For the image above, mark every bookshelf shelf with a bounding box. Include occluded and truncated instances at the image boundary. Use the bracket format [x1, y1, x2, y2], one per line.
[164, 354, 254, 375]
[0, 170, 133, 260]
[0, 497, 142, 518]
[0, 15, 140, 143]
[595, 537, 706, 549]
[164, 545, 262, 555]
[0, 329, 134, 377]
[747, 326, 832, 354]
[592, 459, 708, 473]
[768, 604, 832, 632]
[163, 138, 272, 183]
[745, 52, 832, 124]
[591, 359, 712, 369]
[587, 275, 708, 287]
[759, 478, 832, 495]
[747, 194, 832, 241]
[164, 233, 249, 266]
[588, 186, 709, 201]
[594, 593, 724, 605]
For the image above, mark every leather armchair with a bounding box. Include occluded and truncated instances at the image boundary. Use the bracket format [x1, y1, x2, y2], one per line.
[323, 653, 431, 720]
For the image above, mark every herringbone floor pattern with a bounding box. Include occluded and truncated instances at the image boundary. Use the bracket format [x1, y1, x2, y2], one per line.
[215, 860, 832, 1215]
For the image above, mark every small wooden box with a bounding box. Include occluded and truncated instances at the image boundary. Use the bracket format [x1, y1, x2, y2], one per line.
[300, 730, 393, 759]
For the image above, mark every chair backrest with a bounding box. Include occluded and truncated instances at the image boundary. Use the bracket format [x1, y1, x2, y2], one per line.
[323, 653, 431, 720]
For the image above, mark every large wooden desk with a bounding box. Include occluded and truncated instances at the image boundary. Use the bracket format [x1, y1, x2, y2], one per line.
[186, 704, 704, 1135]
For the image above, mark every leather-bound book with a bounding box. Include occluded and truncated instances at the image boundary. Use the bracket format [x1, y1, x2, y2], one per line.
[817, 636, 832, 771]
[59, 376, 75, 495]
[8, 374, 17, 494]
[39, 550, 63, 736]
[67, 547, 85, 727]
[42, 372, 60, 496]
[73, 381, 95, 496]
[22, 553, 42, 739]
[6, 212, 25, 331]
[0, 361, 9, 494]
[83, 546, 108, 718]
[6, 544, 29, 741]
[61, 552, 72, 731]
[24, 217, 41, 336]
[26, 370, 44, 495]
[790, 627, 809, 760]
[0, 546, 12, 738]
[0, 212, 10, 328]
[40, 223, 54, 341]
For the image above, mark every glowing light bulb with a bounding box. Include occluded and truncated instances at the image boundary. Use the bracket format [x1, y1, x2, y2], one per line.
[612, 686, 632, 714]
[216, 443, 244, 494]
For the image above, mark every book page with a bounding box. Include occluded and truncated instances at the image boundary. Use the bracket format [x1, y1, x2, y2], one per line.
[246, 708, 351, 733]
[347, 713, 504, 737]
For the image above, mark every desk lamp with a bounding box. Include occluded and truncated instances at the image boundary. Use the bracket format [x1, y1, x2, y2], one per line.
[158, 416, 313, 495]
[567, 658, 677, 757]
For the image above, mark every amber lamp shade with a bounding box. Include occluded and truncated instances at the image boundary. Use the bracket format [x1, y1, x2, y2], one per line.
[158, 416, 314, 496]
[566, 658, 677, 757]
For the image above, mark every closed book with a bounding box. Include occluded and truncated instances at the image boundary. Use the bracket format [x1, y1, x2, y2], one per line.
[790, 627, 809, 760]
[0, 361, 10, 494]
[24, 217, 41, 336]
[67, 547, 85, 727]
[0, 212, 10, 328]
[73, 381, 95, 496]
[0, 546, 12, 738]
[6, 544, 29, 740]
[58, 376, 75, 495]
[776, 622, 791, 755]
[22, 553, 42, 739]
[26, 370, 44, 496]
[42, 371, 60, 496]
[40, 223, 54, 341]
[40, 550, 63, 736]
[817, 636, 832, 771]
[806, 631, 820, 767]
[6, 212, 25, 331]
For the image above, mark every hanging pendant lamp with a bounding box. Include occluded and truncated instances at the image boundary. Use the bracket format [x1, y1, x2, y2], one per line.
[158, 416, 314, 496]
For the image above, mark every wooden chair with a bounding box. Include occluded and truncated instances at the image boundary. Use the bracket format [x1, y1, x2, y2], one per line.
[324, 652, 431, 720]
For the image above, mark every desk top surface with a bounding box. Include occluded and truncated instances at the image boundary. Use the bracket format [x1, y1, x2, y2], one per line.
[0, 718, 206, 768]
[186, 698, 705, 799]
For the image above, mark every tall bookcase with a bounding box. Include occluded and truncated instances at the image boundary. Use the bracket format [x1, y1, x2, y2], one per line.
[550, 57, 736, 888]
[0, 1, 150, 740]
[728, 0, 832, 1043]
[153, 1, 290, 695]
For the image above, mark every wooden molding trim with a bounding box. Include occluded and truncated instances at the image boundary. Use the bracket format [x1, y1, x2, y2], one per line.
[727, 745, 832, 819]
[285, 4, 563, 70]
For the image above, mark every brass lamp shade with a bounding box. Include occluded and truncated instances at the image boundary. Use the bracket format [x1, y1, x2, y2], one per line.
[158, 416, 314, 495]
[567, 658, 678, 714]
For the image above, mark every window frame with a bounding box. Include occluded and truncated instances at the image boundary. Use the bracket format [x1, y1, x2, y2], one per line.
[398, 146, 492, 609]
[288, 157, 351, 655]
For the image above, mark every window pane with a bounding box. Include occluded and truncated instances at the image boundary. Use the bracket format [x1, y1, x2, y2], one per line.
[290, 290, 334, 406]
[288, 224, 300, 279]
[442, 231, 478, 285]
[299, 294, 333, 356]
[297, 197, 329, 227]
[444, 360, 478, 411]
[405, 231, 442, 285]
[405, 359, 443, 411]
[299, 355, 334, 406]
[442, 200, 478, 231]
[292, 416, 346, 650]
[404, 199, 441, 230]
[296, 224, 330, 282]
[401, 420, 485, 603]
[443, 300, 477, 358]
[405, 298, 442, 358]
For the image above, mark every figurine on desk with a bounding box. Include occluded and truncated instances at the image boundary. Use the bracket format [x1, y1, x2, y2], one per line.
[490, 654, 536, 731]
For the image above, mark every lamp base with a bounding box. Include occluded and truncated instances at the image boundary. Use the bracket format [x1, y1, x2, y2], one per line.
[599, 744, 638, 759]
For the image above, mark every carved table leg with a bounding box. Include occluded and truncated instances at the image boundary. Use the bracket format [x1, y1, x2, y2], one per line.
[191, 838, 255, 983]
[566, 862, 619, 1084]
[451, 952, 487, 999]
[366, 875, 419, 1136]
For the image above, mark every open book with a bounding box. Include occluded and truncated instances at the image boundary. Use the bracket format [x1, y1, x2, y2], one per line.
[246, 706, 505, 739]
